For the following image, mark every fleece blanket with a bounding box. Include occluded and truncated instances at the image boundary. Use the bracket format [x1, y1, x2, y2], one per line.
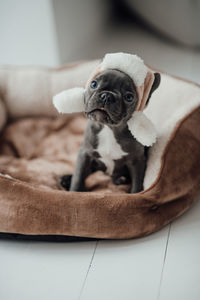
[0, 61, 199, 239]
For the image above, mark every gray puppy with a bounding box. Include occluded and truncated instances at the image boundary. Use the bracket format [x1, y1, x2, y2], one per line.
[59, 68, 160, 193]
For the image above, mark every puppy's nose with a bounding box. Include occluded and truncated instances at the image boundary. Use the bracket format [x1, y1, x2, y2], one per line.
[99, 92, 114, 104]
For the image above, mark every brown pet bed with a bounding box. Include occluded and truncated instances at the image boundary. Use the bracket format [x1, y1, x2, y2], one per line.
[0, 60, 200, 239]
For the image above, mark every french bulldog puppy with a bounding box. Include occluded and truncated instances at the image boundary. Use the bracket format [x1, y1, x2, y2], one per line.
[60, 69, 160, 193]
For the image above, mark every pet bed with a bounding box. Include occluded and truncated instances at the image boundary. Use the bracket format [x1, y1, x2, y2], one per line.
[0, 60, 199, 239]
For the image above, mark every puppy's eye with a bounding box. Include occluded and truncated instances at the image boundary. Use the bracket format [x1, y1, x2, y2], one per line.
[125, 92, 134, 102]
[90, 80, 98, 89]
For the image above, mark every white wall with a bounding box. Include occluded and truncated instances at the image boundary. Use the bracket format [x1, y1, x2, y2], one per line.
[52, 0, 108, 63]
[0, 0, 59, 66]
[0, 0, 108, 66]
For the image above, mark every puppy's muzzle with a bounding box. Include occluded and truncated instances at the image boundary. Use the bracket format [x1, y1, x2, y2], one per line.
[99, 91, 117, 106]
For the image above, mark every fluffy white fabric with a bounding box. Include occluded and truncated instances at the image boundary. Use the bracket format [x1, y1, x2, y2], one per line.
[101, 52, 147, 86]
[144, 74, 200, 189]
[127, 111, 157, 147]
[53, 87, 85, 114]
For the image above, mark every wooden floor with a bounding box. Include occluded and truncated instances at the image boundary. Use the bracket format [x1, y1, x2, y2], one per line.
[0, 18, 200, 300]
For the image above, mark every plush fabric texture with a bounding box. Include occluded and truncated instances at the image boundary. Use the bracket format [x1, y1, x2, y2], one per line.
[0, 61, 199, 239]
[53, 87, 85, 114]
[101, 52, 147, 86]
[127, 111, 157, 147]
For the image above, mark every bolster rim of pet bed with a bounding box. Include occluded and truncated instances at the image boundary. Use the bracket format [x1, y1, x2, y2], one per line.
[0, 60, 199, 240]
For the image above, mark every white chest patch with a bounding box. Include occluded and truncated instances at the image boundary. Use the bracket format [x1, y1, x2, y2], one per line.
[97, 126, 128, 175]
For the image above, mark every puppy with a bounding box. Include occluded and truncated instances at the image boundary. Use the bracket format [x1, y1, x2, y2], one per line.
[59, 68, 160, 193]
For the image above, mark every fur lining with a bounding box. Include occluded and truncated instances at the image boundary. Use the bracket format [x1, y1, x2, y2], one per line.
[53, 87, 85, 114]
[127, 111, 157, 146]
[101, 52, 147, 86]
[144, 74, 200, 189]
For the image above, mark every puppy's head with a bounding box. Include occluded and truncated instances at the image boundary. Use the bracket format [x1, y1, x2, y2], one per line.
[84, 69, 138, 126]
[53, 52, 161, 146]
[53, 52, 160, 131]
[84, 69, 160, 126]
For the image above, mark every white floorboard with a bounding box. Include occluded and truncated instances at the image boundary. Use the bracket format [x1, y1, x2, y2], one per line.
[158, 197, 200, 300]
[80, 227, 170, 300]
[0, 240, 97, 300]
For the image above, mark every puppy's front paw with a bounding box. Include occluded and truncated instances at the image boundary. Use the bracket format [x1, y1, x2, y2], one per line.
[60, 174, 72, 190]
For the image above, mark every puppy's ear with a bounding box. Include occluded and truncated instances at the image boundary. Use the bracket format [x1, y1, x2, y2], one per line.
[145, 72, 161, 106]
